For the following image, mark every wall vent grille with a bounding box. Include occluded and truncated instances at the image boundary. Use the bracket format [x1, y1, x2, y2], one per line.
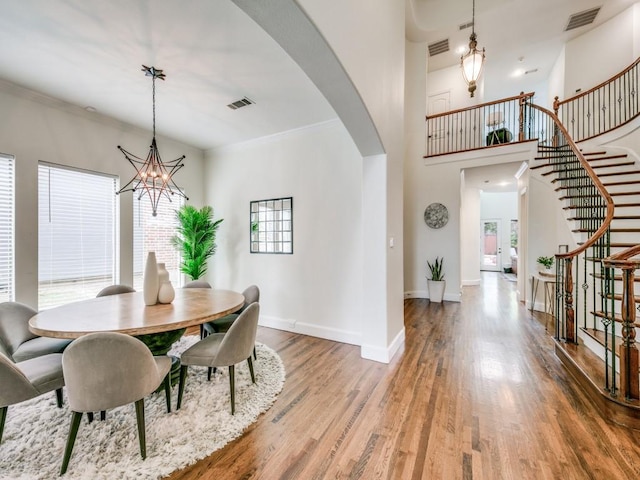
[227, 97, 254, 110]
[428, 39, 450, 57]
[565, 7, 600, 31]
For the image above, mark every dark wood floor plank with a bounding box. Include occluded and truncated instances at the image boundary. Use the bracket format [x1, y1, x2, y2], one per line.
[167, 273, 640, 479]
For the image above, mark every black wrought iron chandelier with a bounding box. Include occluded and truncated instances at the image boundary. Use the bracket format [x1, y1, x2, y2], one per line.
[460, 0, 486, 97]
[116, 65, 188, 216]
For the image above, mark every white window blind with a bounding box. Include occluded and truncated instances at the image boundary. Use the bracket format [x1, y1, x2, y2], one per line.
[133, 195, 184, 291]
[38, 164, 117, 309]
[0, 154, 14, 303]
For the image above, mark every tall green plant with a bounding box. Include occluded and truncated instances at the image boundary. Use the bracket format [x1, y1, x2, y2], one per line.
[171, 205, 223, 280]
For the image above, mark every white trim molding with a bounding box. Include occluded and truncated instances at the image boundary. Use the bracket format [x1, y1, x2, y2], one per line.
[361, 327, 405, 363]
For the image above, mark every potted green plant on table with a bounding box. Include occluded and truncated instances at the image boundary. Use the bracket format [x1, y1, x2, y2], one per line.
[171, 205, 224, 281]
[427, 256, 446, 303]
[536, 255, 555, 276]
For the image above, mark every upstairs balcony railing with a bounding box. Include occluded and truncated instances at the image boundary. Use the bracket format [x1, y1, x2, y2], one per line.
[425, 92, 536, 157]
[555, 57, 640, 143]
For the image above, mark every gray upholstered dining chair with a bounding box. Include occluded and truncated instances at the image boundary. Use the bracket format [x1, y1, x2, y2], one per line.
[0, 302, 71, 363]
[60, 332, 172, 475]
[0, 351, 65, 444]
[94, 285, 136, 421]
[203, 285, 259, 335]
[177, 302, 259, 415]
[183, 280, 212, 338]
[96, 284, 136, 297]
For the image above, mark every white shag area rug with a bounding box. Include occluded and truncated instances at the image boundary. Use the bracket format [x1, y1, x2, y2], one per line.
[0, 336, 285, 479]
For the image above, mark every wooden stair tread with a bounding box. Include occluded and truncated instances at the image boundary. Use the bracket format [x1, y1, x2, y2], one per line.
[568, 216, 640, 220]
[593, 273, 640, 282]
[559, 191, 640, 199]
[587, 154, 629, 162]
[581, 151, 608, 156]
[604, 293, 640, 303]
[541, 161, 635, 175]
[571, 228, 640, 233]
[598, 170, 640, 178]
[592, 311, 640, 326]
[611, 203, 640, 208]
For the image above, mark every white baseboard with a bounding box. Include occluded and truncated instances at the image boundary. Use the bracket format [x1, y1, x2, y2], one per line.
[404, 290, 427, 299]
[361, 327, 405, 364]
[462, 279, 481, 286]
[258, 315, 361, 345]
[404, 290, 461, 302]
[259, 315, 405, 364]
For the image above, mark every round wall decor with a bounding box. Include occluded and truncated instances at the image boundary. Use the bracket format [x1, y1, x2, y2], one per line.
[424, 203, 449, 229]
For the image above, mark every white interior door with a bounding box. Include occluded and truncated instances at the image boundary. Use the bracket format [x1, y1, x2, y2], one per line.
[427, 91, 450, 155]
[481, 219, 501, 271]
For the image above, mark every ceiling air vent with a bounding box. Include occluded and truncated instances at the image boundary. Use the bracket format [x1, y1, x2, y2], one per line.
[459, 20, 473, 30]
[227, 97, 254, 110]
[565, 7, 600, 31]
[428, 39, 449, 57]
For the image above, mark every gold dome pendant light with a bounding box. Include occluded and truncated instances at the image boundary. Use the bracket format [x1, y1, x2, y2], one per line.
[460, 0, 486, 97]
[116, 65, 188, 216]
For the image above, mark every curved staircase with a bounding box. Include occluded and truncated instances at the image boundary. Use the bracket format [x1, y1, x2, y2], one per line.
[532, 144, 640, 427]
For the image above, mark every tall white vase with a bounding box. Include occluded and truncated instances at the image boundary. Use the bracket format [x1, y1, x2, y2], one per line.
[143, 252, 159, 306]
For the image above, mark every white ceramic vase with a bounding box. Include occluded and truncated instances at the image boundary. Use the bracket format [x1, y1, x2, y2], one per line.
[158, 280, 175, 304]
[157, 262, 170, 284]
[143, 252, 159, 306]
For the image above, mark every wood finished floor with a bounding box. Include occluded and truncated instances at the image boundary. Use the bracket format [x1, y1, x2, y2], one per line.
[167, 273, 640, 479]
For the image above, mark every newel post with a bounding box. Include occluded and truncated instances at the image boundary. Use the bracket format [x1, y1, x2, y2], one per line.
[619, 266, 639, 400]
[552, 96, 560, 147]
[565, 257, 575, 343]
[518, 92, 526, 142]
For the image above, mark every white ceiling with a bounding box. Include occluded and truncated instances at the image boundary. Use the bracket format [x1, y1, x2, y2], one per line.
[407, 0, 637, 100]
[0, 0, 337, 150]
[0, 0, 636, 151]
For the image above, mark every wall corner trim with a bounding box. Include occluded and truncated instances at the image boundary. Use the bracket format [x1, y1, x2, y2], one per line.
[361, 327, 405, 364]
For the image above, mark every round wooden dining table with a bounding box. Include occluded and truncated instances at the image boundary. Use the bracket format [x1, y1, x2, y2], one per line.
[29, 288, 244, 339]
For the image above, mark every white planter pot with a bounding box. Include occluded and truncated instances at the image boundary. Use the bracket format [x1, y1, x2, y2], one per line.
[427, 279, 446, 303]
[537, 264, 555, 277]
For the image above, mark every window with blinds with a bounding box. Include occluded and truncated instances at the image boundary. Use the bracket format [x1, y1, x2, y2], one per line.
[133, 195, 184, 291]
[38, 163, 117, 309]
[0, 154, 14, 303]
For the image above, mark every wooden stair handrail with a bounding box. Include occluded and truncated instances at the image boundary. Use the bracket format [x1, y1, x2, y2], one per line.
[425, 91, 534, 121]
[528, 103, 615, 260]
[555, 56, 640, 109]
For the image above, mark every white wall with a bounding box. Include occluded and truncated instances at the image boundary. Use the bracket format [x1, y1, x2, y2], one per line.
[204, 120, 364, 344]
[0, 83, 204, 308]
[526, 173, 576, 310]
[427, 64, 485, 111]
[232, 0, 406, 362]
[460, 174, 481, 285]
[298, 0, 406, 360]
[547, 46, 566, 108]
[564, 5, 637, 98]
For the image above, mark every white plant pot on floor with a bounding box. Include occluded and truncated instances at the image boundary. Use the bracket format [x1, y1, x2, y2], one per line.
[427, 280, 446, 303]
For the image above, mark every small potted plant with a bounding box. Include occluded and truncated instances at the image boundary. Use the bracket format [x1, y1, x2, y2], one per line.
[537, 255, 554, 276]
[427, 256, 445, 303]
